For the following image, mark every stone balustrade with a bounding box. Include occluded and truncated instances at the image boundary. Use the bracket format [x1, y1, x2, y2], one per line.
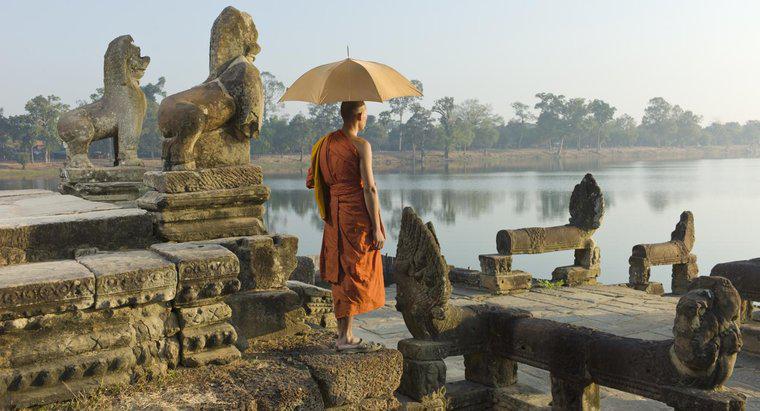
[482, 174, 604, 294]
[628, 211, 698, 295]
[394, 207, 746, 410]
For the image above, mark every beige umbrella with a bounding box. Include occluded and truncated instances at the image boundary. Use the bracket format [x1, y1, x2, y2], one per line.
[279, 58, 422, 104]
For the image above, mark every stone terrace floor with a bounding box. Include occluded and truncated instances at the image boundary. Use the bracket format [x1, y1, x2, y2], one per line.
[352, 283, 760, 410]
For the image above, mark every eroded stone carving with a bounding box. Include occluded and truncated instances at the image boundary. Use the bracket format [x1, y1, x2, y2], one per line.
[58, 35, 150, 168]
[492, 173, 604, 290]
[711, 258, 760, 356]
[394, 207, 745, 409]
[628, 211, 698, 295]
[158, 6, 263, 171]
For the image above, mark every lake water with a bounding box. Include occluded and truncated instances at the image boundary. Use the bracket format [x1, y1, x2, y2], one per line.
[3, 157, 760, 292]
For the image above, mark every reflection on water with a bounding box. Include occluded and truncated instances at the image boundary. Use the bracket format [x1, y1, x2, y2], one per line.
[4, 157, 760, 292]
[266, 157, 760, 292]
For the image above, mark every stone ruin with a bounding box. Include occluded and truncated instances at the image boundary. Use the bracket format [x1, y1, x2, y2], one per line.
[394, 207, 746, 410]
[628, 211, 698, 295]
[58, 35, 151, 203]
[136, 6, 266, 242]
[711, 259, 760, 357]
[468, 173, 605, 294]
[0, 7, 406, 408]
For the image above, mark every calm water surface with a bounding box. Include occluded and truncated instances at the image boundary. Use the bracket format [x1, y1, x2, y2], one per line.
[3, 157, 759, 291]
[264, 157, 760, 292]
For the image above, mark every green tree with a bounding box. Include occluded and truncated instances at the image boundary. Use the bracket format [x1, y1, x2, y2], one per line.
[587, 99, 616, 151]
[362, 114, 390, 151]
[563, 97, 589, 151]
[389, 79, 423, 152]
[609, 114, 638, 147]
[674, 109, 702, 146]
[534, 92, 567, 152]
[641, 97, 676, 147]
[138, 77, 167, 158]
[432, 97, 456, 159]
[261, 71, 285, 121]
[510, 101, 535, 148]
[24, 95, 69, 163]
[404, 103, 435, 161]
[308, 103, 341, 138]
[288, 113, 313, 162]
[457, 99, 502, 152]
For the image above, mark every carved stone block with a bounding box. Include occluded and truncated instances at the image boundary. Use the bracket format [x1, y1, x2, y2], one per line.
[287, 281, 335, 328]
[214, 235, 299, 290]
[630, 281, 664, 295]
[574, 246, 600, 269]
[478, 254, 512, 275]
[628, 256, 650, 284]
[464, 352, 518, 387]
[741, 322, 760, 356]
[143, 164, 263, 193]
[399, 358, 447, 401]
[397, 339, 453, 361]
[0, 261, 95, 320]
[77, 250, 177, 309]
[225, 289, 308, 341]
[176, 301, 232, 328]
[137, 184, 270, 211]
[291, 255, 317, 284]
[179, 322, 237, 355]
[480, 271, 532, 294]
[552, 265, 599, 286]
[672, 255, 698, 295]
[150, 243, 240, 305]
[156, 216, 267, 242]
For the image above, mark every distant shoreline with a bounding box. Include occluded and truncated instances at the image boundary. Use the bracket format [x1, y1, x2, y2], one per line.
[0, 145, 756, 180]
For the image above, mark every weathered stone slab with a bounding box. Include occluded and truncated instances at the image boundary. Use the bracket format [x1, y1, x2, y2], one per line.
[61, 166, 149, 183]
[449, 267, 481, 287]
[59, 181, 144, 202]
[181, 345, 241, 368]
[630, 281, 665, 295]
[0, 260, 95, 320]
[400, 358, 447, 401]
[176, 301, 232, 328]
[152, 204, 264, 224]
[227, 235, 298, 290]
[552, 265, 599, 286]
[143, 165, 263, 193]
[150, 243, 240, 305]
[225, 289, 308, 341]
[77, 250, 176, 309]
[287, 280, 335, 328]
[298, 348, 403, 407]
[0, 192, 154, 264]
[155, 217, 267, 242]
[480, 271, 532, 294]
[137, 185, 270, 211]
[398, 339, 454, 361]
[711, 258, 760, 301]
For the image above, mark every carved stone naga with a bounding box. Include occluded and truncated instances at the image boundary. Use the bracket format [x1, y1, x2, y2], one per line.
[394, 207, 745, 409]
[57, 35, 150, 168]
[158, 6, 264, 171]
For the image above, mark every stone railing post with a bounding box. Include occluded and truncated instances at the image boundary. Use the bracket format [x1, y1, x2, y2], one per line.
[550, 375, 600, 411]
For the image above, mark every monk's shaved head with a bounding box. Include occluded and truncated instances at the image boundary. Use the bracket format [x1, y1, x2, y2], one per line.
[340, 101, 366, 123]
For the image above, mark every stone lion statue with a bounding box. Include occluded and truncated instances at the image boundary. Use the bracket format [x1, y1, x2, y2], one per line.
[58, 35, 150, 168]
[158, 6, 264, 171]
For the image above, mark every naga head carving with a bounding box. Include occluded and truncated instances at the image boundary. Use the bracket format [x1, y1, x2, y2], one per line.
[394, 207, 456, 339]
[671, 211, 695, 251]
[104, 35, 150, 90]
[671, 276, 742, 388]
[208, 6, 260, 79]
[568, 173, 604, 230]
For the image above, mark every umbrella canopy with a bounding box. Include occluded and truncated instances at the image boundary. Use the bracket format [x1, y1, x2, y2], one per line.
[279, 58, 422, 104]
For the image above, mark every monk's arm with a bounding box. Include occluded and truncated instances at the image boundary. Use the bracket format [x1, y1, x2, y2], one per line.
[358, 140, 384, 249]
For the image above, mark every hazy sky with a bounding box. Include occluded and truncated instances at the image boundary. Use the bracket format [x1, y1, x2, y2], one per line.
[2, 0, 760, 124]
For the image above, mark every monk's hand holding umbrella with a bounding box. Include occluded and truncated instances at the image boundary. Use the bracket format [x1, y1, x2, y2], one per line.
[281, 57, 421, 353]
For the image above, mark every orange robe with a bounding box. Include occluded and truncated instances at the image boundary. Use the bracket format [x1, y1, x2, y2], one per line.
[306, 130, 385, 319]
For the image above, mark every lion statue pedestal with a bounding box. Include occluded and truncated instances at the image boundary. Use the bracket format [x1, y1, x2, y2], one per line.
[57, 35, 151, 203]
[136, 6, 267, 242]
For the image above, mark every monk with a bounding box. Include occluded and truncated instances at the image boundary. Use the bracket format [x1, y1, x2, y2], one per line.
[307, 101, 385, 353]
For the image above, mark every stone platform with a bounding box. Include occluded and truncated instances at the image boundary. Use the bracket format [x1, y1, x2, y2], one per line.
[352, 283, 760, 410]
[0, 190, 154, 266]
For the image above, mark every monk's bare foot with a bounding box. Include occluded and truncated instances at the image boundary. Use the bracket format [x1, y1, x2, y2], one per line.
[336, 338, 383, 353]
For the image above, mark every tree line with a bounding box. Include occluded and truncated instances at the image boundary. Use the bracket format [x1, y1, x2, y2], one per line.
[2, 71, 760, 168]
